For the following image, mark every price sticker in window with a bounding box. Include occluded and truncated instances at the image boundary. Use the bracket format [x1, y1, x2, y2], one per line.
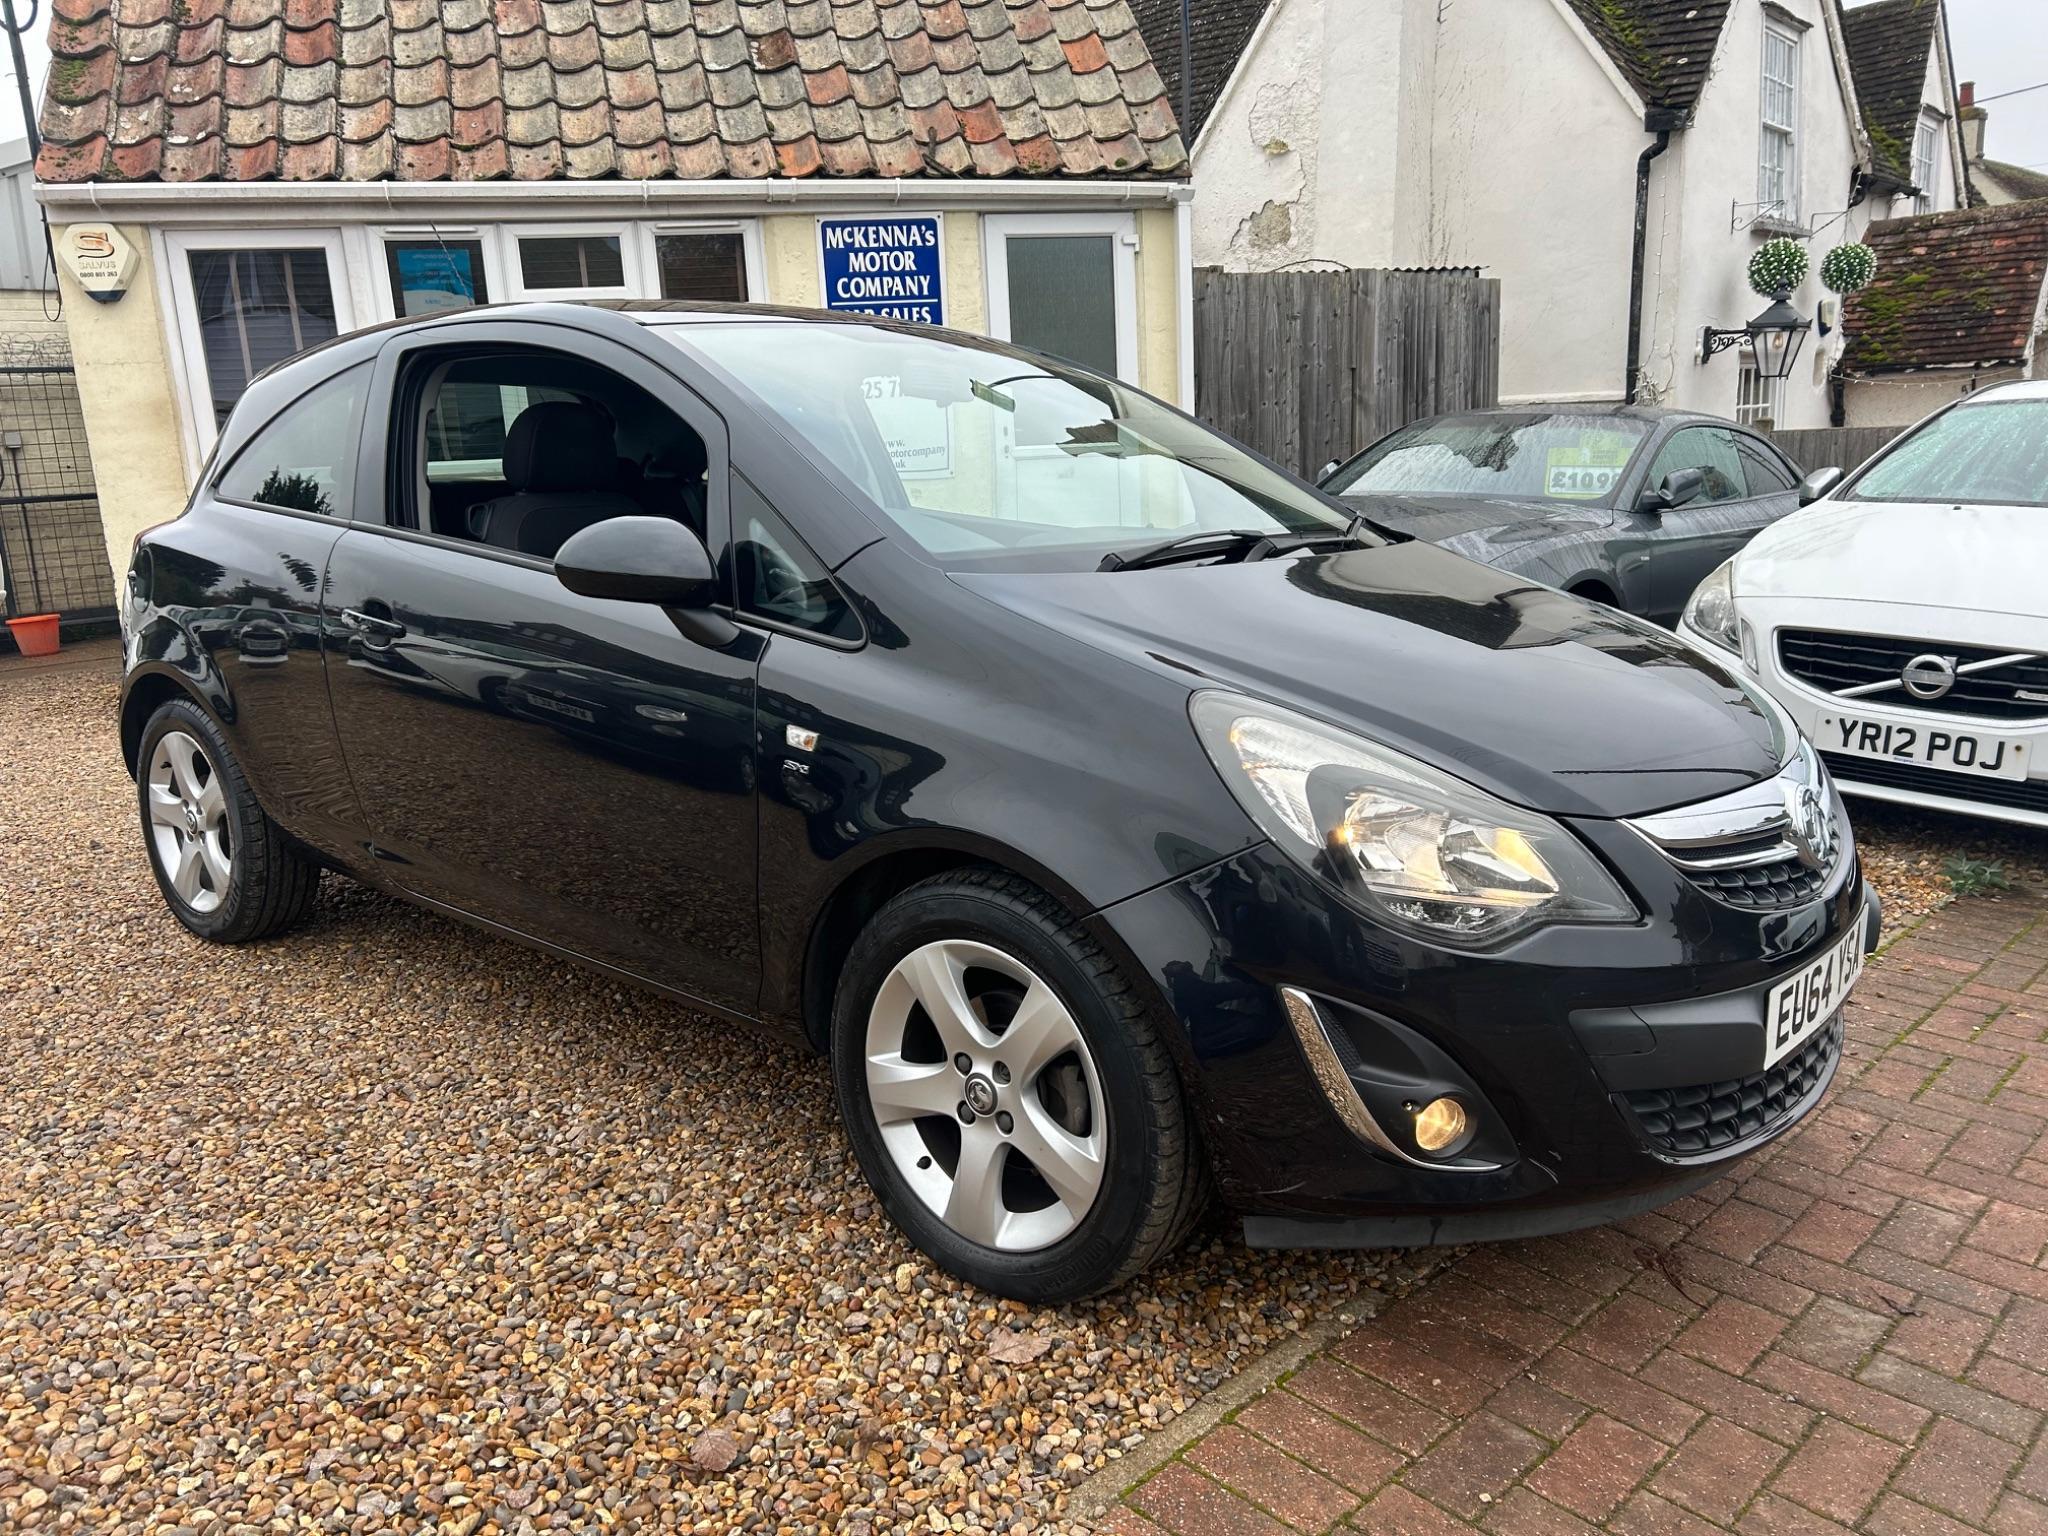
[1544, 439, 1634, 500]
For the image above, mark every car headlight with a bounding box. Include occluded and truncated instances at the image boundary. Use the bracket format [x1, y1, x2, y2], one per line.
[1191, 693, 1638, 944]
[1682, 560, 1740, 652]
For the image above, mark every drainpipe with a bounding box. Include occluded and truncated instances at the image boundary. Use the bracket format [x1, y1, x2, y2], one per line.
[1626, 110, 1687, 404]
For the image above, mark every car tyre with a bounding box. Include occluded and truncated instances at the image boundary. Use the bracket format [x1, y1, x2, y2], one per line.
[137, 697, 320, 943]
[832, 868, 1209, 1301]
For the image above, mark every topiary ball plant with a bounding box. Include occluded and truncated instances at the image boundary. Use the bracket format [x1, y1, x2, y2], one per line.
[1748, 238, 1809, 298]
[1820, 241, 1877, 295]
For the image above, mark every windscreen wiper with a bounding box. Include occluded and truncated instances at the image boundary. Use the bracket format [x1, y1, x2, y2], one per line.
[1098, 524, 1381, 572]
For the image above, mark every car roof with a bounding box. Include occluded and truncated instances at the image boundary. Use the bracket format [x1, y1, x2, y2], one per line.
[1956, 379, 2048, 404]
[1441, 403, 1725, 425]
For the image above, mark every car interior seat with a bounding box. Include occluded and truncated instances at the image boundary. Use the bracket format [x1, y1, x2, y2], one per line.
[467, 401, 646, 559]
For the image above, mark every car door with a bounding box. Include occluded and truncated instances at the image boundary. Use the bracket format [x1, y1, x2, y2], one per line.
[320, 320, 763, 1013]
[1631, 425, 1765, 624]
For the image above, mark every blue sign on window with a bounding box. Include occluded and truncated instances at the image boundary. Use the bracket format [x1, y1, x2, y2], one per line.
[818, 216, 944, 326]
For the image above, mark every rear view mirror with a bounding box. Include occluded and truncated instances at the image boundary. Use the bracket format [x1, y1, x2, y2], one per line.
[1639, 467, 1706, 514]
[554, 515, 737, 646]
[1318, 459, 1342, 483]
[1797, 466, 1844, 506]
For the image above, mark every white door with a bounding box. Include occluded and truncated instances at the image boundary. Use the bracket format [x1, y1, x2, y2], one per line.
[983, 213, 1139, 382]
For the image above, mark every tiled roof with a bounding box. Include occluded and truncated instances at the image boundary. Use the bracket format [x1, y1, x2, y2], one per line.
[1842, 201, 2048, 373]
[1557, 0, 1733, 116]
[1841, 0, 1942, 184]
[1971, 158, 2048, 207]
[35, 0, 1187, 184]
[1127, 0, 1266, 144]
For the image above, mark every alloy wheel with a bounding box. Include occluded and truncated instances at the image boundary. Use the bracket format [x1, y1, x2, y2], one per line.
[864, 939, 1107, 1251]
[146, 730, 233, 915]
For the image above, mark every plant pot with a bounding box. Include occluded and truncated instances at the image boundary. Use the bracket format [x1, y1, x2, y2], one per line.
[5, 613, 61, 657]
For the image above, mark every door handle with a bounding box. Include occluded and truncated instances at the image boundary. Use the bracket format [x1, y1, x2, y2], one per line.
[341, 607, 406, 643]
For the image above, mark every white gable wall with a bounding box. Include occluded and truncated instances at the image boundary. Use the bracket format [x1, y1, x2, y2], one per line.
[1422, 0, 1647, 403]
[1190, 0, 1960, 430]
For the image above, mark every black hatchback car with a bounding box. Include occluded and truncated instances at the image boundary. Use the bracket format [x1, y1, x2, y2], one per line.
[1319, 406, 1812, 627]
[121, 303, 1878, 1301]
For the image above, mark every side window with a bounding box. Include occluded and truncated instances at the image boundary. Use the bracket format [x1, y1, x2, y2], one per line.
[1736, 438, 1796, 495]
[732, 477, 861, 643]
[1644, 427, 1746, 505]
[399, 348, 713, 559]
[216, 364, 366, 517]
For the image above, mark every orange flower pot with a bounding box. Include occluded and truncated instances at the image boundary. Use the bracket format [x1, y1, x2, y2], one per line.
[5, 614, 61, 657]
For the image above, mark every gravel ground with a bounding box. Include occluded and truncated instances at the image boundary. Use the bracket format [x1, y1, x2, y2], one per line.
[0, 660, 1437, 1536]
[7, 654, 2042, 1536]
[1849, 796, 2048, 930]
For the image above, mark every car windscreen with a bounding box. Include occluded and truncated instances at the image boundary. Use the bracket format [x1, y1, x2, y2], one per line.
[660, 322, 1349, 567]
[1324, 415, 1653, 504]
[1847, 399, 2048, 507]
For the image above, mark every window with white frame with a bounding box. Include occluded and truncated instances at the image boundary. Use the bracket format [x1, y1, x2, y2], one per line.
[1759, 22, 1800, 226]
[165, 231, 355, 445]
[1736, 356, 1782, 429]
[1912, 113, 1942, 214]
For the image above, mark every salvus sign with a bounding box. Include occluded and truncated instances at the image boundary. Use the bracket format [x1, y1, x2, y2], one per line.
[818, 215, 944, 326]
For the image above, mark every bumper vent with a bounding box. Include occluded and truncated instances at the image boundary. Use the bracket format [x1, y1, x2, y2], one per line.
[1621, 1018, 1840, 1158]
[1821, 753, 2048, 816]
[1780, 630, 2048, 724]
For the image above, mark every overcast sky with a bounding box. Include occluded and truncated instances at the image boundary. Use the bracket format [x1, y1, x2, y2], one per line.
[1, 1, 2044, 171]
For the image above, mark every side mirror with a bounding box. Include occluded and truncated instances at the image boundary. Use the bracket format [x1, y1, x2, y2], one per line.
[1639, 466, 1706, 514]
[1797, 465, 1844, 506]
[554, 515, 737, 646]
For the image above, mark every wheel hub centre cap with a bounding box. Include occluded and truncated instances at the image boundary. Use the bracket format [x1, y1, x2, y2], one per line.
[183, 804, 201, 832]
[963, 1074, 998, 1117]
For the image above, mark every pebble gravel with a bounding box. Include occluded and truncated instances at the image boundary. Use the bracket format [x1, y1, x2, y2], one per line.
[0, 657, 1436, 1536]
[1849, 796, 2048, 930]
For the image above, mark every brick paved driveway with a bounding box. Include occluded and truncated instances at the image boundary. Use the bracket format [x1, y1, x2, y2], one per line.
[1102, 893, 2048, 1536]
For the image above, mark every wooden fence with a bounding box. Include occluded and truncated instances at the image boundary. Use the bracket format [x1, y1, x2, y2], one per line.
[1762, 425, 1900, 477]
[1193, 267, 1501, 480]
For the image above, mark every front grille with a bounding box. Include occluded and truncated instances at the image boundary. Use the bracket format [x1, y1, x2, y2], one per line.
[1821, 753, 2048, 815]
[1621, 1019, 1840, 1158]
[1779, 629, 2048, 723]
[1684, 853, 1843, 909]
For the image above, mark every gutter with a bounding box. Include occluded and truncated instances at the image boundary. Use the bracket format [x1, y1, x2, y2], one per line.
[37, 176, 1196, 223]
[1625, 108, 1686, 405]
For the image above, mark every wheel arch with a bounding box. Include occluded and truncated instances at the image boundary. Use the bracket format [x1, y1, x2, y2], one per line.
[1564, 573, 1620, 606]
[792, 832, 1103, 1055]
[120, 659, 230, 778]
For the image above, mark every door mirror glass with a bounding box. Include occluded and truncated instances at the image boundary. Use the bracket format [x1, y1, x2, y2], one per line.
[1640, 466, 1707, 513]
[1797, 465, 1844, 505]
[555, 516, 719, 607]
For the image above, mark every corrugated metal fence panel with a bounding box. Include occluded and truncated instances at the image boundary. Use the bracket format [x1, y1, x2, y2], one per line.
[1194, 267, 1501, 480]
[1763, 426, 1901, 477]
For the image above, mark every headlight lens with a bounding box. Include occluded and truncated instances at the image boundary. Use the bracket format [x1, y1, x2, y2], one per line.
[1682, 560, 1740, 652]
[1191, 693, 1637, 944]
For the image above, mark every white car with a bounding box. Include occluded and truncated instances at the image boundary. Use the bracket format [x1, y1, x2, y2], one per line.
[1680, 380, 2048, 829]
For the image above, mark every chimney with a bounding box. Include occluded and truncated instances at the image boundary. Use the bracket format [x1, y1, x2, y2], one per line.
[1960, 80, 1987, 165]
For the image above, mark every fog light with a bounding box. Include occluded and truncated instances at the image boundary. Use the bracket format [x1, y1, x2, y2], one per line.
[1412, 1097, 1470, 1155]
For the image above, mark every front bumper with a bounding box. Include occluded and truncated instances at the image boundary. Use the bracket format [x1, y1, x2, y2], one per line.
[1700, 603, 2048, 830]
[1094, 825, 1876, 1246]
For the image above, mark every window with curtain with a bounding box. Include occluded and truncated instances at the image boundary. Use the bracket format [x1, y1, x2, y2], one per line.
[1759, 25, 1800, 225]
[1912, 115, 1941, 214]
[655, 232, 747, 302]
[517, 235, 625, 291]
[186, 249, 340, 428]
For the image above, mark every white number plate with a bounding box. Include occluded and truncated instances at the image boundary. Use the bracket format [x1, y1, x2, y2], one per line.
[1818, 714, 2028, 782]
[1763, 929, 1864, 1071]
